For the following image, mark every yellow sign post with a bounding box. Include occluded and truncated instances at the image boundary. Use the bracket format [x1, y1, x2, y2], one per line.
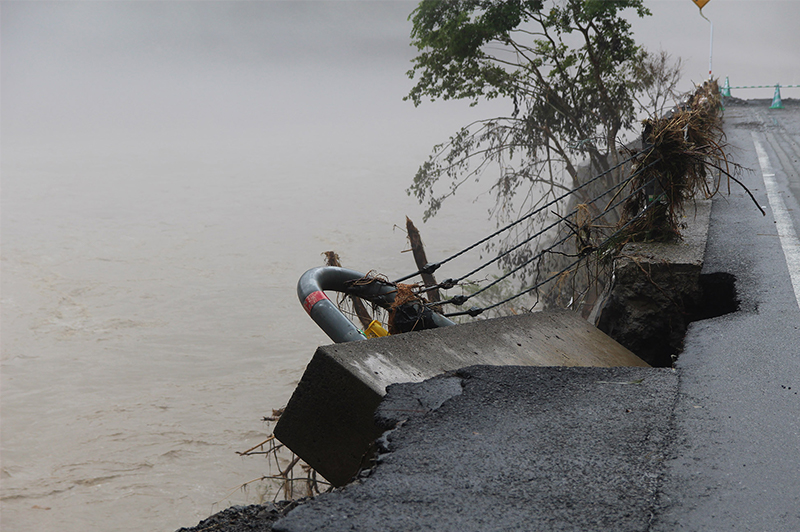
[693, 0, 713, 78]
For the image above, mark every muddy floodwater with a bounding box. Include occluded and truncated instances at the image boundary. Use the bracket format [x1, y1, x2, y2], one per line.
[0, 4, 502, 530]
[0, 137, 492, 532]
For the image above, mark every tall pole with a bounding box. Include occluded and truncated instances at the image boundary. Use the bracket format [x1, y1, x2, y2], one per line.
[699, 9, 713, 79]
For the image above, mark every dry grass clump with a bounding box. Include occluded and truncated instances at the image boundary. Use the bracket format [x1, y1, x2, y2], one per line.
[620, 79, 755, 241]
[387, 283, 427, 334]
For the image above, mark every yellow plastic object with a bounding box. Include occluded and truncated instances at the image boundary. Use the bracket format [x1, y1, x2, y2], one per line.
[364, 320, 389, 338]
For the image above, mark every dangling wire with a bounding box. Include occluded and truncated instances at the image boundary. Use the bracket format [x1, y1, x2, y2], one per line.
[423, 157, 662, 295]
[393, 149, 646, 284]
[443, 189, 665, 317]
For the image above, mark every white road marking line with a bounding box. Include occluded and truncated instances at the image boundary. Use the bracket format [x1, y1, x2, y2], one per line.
[752, 132, 800, 310]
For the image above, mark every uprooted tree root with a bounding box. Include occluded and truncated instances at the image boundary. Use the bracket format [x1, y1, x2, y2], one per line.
[387, 283, 429, 334]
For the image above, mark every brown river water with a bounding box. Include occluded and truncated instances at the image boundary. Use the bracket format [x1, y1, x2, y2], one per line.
[0, 3, 500, 530]
[0, 136, 494, 531]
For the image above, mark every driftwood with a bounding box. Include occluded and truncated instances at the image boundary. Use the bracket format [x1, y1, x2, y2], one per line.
[405, 217, 441, 303]
[322, 251, 372, 329]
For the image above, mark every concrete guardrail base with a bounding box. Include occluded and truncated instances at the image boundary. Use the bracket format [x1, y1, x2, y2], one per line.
[274, 309, 647, 486]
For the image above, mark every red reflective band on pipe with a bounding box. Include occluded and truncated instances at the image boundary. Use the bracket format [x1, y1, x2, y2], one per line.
[303, 290, 330, 314]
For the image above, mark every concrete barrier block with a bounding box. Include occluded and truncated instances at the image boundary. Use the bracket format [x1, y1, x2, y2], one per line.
[274, 309, 647, 487]
[596, 199, 713, 366]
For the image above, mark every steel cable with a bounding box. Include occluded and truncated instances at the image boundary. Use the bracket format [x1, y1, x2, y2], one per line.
[429, 157, 661, 291]
[443, 191, 664, 317]
[393, 149, 647, 284]
[427, 160, 660, 307]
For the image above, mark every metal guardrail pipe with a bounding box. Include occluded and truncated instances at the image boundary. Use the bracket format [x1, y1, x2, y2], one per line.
[298, 266, 455, 344]
[298, 267, 392, 343]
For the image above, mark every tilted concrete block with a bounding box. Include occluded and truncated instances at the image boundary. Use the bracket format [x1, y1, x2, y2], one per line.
[596, 199, 713, 366]
[274, 309, 647, 487]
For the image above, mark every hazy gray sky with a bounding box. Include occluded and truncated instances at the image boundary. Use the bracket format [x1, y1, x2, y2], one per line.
[2, 2, 422, 144]
[633, 0, 799, 95]
[2, 0, 798, 180]
[3, 1, 797, 139]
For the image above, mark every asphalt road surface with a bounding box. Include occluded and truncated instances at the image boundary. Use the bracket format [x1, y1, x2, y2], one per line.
[651, 99, 800, 530]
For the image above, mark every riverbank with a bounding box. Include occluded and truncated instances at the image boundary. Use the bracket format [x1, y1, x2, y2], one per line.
[177, 98, 800, 531]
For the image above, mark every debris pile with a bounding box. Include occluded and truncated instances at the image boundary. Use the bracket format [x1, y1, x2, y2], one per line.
[621, 79, 761, 241]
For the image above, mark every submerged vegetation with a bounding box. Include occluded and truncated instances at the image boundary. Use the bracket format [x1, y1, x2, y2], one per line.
[233, 411, 329, 504]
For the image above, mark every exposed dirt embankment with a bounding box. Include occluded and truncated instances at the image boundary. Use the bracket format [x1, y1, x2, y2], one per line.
[594, 199, 717, 366]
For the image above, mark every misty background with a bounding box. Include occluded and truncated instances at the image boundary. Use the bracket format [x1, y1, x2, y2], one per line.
[1, 1, 798, 531]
